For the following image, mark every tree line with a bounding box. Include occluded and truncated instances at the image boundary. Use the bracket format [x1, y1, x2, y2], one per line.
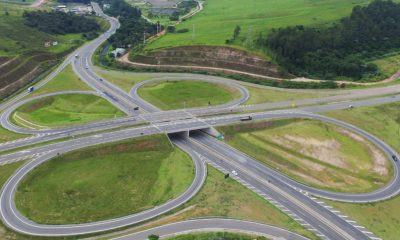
[98, 0, 159, 48]
[257, 0, 400, 80]
[23, 11, 100, 36]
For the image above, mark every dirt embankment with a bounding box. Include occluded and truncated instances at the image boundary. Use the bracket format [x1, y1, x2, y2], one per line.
[0, 52, 59, 100]
[126, 46, 287, 79]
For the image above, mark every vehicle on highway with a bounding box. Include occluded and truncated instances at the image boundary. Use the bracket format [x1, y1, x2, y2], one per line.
[28, 86, 35, 93]
[393, 155, 398, 162]
[240, 116, 253, 121]
[75, 54, 79, 58]
[348, 105, 354, 109]
[231, 170, 238, 176]
[134, 107, 139, 111]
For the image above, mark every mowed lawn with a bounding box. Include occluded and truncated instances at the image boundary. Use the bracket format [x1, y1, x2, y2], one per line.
[14, 94, 125, 128]
[166, 232, 269, 240]
[138, 80, 241, 110]
[0, 124, 27, 143]
[244, 85, 332, 104]
[322, 102, 400, 240]
[147, 0, 373, 51]
[218, 119, 392, 193]
[96, 71, 154, 92]
[29, 64, 91, 97]
[15, 135, 194, 224]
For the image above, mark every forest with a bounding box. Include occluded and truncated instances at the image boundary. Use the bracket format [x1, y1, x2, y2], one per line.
[259, 0, 400, 80]
[100, 0, 159, 48]
[23, 11, 100, 36]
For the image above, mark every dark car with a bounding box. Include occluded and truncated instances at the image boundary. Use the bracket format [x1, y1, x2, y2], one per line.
[393, 155, 398, 162]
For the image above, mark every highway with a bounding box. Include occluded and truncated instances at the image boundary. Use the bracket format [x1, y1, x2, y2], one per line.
[0, 2, 399, 239]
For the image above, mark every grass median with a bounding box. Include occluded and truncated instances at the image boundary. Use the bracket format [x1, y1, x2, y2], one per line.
[138, 80, 241, 110]
[15, 135, 194, 224]
[218, 119, 392, 193]
[166, 232, 270, 240]
[13, 93, 125, 128]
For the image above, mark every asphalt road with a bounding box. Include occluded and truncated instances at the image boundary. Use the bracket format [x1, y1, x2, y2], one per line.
[111, 218, 309, 240]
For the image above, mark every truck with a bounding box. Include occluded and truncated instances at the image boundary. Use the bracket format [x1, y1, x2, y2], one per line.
[240, 116, 253, 121]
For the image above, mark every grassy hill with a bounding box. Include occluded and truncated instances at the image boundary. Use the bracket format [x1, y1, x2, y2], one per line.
[146, 0, 374, 53]
[0, 3, 106, 100]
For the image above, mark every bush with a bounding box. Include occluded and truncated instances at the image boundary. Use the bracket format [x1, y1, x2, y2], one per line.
[176, 28, 189, 33]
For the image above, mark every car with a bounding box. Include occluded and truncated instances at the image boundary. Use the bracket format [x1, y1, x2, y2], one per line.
[133, 107, 139, 111]
[99, 78, 103, 81]
[231, 170, 238, 176]
[28, 86, 34, 93]
[348, 105, 354, 109]
[393, 155, 398, 162]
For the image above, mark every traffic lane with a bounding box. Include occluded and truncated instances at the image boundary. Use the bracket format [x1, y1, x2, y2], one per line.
[112, 219, 308, 240]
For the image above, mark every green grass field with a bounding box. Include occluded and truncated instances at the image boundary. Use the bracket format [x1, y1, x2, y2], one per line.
[244, 86, 331, 104]
[138, 80, 241, 110]
[320, 102, 400, 240]
[15, 135, 194, 224]
[0, 4, 84, 56]
[146, 0, 374, 53]
[370, 53, 400, 80]
[166, 232, 270, 240]
[0, 124, 27, 143]
[14, 94, 125, 128]
[218, 119, 392, 193]
[96, 71, 154, 92]
[29, 64, 91, 97]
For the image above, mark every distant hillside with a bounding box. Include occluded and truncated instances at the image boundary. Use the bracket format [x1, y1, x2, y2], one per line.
[0, 3, 105, 101]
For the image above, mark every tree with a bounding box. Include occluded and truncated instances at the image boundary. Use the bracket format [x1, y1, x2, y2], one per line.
[148, 234, 159, 240]
[233, 25, 241, 39]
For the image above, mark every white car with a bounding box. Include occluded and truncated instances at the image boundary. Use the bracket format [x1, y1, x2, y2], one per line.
[231, 170, 238, 176]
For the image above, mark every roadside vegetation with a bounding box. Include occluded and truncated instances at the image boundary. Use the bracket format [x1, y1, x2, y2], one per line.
[244, 86, 332, 104]
[138, 80, 241, 110]
[0, 124, 27, 143]
[13, 94, 125, 128]
[96, 71, 154, 92]
[166, 232, 269, 240]
[218, 119, 392, 193]
[370, 53, 400, 79]
[29, 64, 91, 97]
[15, 135, 194, 224]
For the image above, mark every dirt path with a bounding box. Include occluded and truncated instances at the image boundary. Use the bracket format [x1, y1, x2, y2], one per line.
[30, 0, 47, 8]
[120, 52, 400, 86]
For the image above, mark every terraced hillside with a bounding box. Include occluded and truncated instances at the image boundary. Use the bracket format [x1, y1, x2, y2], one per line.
[129, 46, 286, 78]
[0, 3, 105, 100]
